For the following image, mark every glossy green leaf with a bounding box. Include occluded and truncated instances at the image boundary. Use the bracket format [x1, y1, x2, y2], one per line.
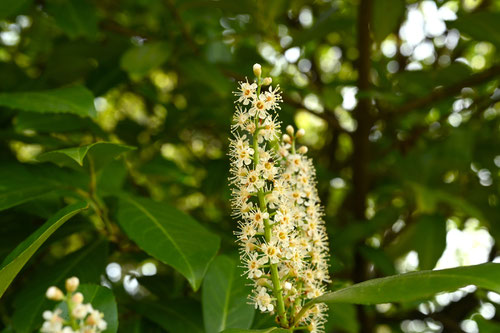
[12, 239, 108, 332]
[116, 195, 220, 290]
[133, 299, 204, 333]
[46, 0, 98, 40]
[38, 142, 135, 170]
[372, 0, 405, 43]
[0, 202, 87, 298]
[14, 112, 103, 133]
[202, 255, 255, 333]
[78, 284, 118, 333]
[0, 164, 59, 211]
[0, 85, 97, 118]
[120, 42, 171, 78]
[313, 263, 500, 305]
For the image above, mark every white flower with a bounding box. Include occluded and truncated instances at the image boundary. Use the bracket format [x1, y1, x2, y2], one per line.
[230, 69, 330, 331]
[254, 287, 274, 312]
[260, 116, 280, 142]
[242, 169, 265, 192]
[249, 94, 269, 119]
[244, 253, 268, 278]
[246, 209, 268, 231]
[73, 303, 92, 319]
[235, 80, 257, 105]
[232, 106, 249, 131]
[86, 308, 107, 331]
[261, 241, 281, 264]
[263, 85, 282, 110]
[41, 310, 63, 333]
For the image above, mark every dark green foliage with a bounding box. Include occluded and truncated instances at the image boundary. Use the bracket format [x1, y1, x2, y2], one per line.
[0, 0, 499, 332]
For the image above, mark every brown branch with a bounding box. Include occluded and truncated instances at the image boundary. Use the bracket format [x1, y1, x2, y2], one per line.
[389, 64, 500, 116]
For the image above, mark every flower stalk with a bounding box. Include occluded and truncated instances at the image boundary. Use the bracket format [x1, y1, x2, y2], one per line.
[229, 64, 330, 332]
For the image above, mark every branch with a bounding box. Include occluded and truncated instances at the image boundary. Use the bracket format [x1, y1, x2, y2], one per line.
[389, 64, 500, 116]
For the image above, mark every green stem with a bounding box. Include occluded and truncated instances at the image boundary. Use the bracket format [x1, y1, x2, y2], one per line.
[252, 81, 289, 327]
[87, 156, 115, 238]
[66, 293, 79, 330]
[258, 190, 288, 327]
[292, 299, 316, 327]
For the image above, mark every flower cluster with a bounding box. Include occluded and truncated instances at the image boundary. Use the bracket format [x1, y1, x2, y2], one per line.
[42, 277, 107, 333]
[229, 64, 330, 332]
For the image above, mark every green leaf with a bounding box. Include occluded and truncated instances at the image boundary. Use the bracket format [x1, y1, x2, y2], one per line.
[475, 315, 500, 333]
[133, 299, 204, 333]
[0, 0, 33, 19]
[46, 0, 99, 40]
[0, 165, 57, 211]
[448, 12, 500, 48]
[325, 303, 359, 333]
[387, 214, 446, 270]
[202, 255, 255, 333]
[372, 0, 405, 43]
[12, 239, 108, 332]
[413, 215, 447, 270]
[359, 245, 396, 275]
[38, 142, 136, 170]
[0, 202, 87, 298]
[0, 85, 96, 118]
[78, 284, 118, 333]
[221, 328, 289, 333]
[115, 195, 220, 291]
[313, 263, 500, 305]
[120, 42, 171, 78]
[14, 112, 103, 134]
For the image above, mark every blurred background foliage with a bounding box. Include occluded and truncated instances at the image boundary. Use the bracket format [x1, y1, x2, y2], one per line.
[0, 0, 499, 332]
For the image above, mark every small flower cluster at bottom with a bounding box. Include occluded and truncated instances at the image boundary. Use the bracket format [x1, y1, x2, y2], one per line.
[41, 277, 107, 333]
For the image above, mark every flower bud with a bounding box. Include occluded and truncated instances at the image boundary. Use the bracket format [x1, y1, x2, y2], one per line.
[65, 276, 79, 293]
[72, 292, 84, 304]
[298, 146, 308, 154]
[46, 286, 64, 301]
[256, 278, 268, 286]
[253, 63, 262, 77]
[282, 134, 292, 144]
[286, 125, 294, 136]
[284, 281, 292, 290]
[262, 77, 272, 85]
[296, 128, 305, 138]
